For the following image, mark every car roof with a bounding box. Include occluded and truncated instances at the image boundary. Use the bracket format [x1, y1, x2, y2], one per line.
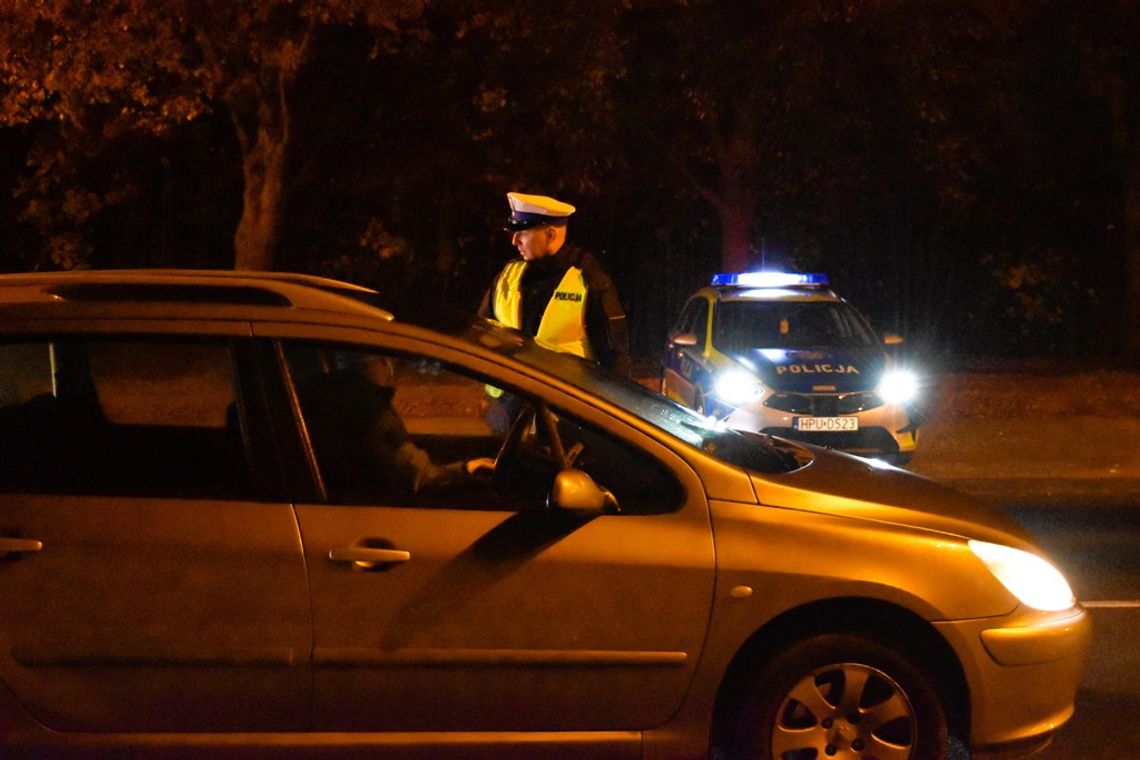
[699, 285, 843, 304]
[0, 269, 395, 322]
[0, 268, 546, 374]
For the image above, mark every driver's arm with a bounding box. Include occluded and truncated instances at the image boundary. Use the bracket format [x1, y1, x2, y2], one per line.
[374, 405, 493, 495]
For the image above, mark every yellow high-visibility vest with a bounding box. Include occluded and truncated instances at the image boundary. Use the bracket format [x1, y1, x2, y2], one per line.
[492, 259, 594, 359]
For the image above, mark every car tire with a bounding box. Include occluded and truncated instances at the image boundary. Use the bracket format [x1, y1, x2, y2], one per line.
[729, 633, 948, 760]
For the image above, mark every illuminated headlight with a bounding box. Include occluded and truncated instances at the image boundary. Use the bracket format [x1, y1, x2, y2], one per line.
[969, 540, 1076, 612]
[714, 370, 764, 406]
[878, 370, 918, 404]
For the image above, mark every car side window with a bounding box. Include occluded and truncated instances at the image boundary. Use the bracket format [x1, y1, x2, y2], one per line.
[691, 300, 708, 349]
[677, 299, 707, 350]
[551, 409, 685, 515]
[285, 342, 511, 509]
[283, 341, 685, 515]
[0, 337, 251, 498]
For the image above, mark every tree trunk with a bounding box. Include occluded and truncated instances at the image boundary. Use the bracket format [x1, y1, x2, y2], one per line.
[233, 128, 287, 271]
[715, 134, 761, 273]
[717, 201, 755, 273]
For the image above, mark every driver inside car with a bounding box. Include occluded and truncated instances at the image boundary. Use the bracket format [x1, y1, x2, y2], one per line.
[296, 350, 495, 503]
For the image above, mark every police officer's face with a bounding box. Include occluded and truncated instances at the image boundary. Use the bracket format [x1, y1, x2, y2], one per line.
[512, 225, 556, 261]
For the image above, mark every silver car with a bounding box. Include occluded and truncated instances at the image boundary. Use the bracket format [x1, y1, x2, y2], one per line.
[0, 270, 1089, 759]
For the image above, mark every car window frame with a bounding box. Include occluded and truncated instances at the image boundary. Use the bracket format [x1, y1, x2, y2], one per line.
[250, 323, 703, 516]
[0, 320, 286, 502]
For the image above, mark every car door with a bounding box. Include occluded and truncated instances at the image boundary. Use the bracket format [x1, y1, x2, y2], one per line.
[0, 330, 311, 733]
[260, 329, 715, 733]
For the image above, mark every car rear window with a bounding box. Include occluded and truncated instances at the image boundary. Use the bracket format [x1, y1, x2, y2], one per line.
[0, 337, 252, 499]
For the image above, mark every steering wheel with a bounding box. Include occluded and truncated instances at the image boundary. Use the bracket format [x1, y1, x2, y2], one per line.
[492, 405, 536, 489]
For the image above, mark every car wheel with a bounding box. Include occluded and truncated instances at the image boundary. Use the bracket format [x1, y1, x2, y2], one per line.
[730, 633, 948, 760]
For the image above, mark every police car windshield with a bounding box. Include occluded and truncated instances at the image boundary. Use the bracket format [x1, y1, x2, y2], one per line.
[714, 300, 877, 352]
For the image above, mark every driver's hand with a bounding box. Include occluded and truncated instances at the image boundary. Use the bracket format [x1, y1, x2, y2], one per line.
[465, 457, 496, 477]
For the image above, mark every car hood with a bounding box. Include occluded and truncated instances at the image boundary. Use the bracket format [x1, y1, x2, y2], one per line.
[750, 445, 1036, 548]
[731, 346, 885, 393]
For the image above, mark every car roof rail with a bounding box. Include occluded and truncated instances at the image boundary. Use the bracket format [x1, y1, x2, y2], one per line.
[0, 269, 395, 319]
[46, 282, 293, 307]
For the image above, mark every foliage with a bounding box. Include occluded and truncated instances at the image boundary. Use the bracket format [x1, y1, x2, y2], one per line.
[0, 0, 1136, 359]
[970, 249, 1098, 356]
[0, 0, 422, 270]
[274, 0, 630, 306]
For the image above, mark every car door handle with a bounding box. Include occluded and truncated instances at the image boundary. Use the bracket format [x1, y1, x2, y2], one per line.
[0, 538, 44, 555]
[328, 546, 411, 566]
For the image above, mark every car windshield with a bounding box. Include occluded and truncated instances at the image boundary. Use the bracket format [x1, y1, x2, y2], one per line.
[469, 324, 805, 475]
[714, 300, 878, 352]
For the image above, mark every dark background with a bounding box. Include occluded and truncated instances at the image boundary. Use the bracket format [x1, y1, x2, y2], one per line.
[1, 1, 1137, 368]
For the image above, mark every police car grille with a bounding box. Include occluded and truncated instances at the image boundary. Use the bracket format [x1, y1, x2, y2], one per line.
[765, 392, 883, 414]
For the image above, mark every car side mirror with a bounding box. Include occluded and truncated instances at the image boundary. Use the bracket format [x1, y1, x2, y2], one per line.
[549, 469, 621, 514]
[670, 331, 698, 348]
[883, 333, 904, 346]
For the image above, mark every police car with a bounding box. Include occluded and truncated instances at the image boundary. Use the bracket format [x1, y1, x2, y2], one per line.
[661, 271, 920, 463]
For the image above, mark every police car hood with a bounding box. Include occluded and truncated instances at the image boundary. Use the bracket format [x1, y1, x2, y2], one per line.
[733, 346, 884, 393]
[750, 446, 1035, 548]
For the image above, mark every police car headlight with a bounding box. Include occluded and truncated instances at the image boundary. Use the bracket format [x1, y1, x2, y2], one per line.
[969, 540, 1075, 612]
[714, 370, 764, 406]
[878, 370, 918, 404]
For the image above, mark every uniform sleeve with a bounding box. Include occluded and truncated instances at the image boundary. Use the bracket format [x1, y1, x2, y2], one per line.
[582, 258, 631, 378]
[477, 269, 501, 320]
[477, 286, 493, 320]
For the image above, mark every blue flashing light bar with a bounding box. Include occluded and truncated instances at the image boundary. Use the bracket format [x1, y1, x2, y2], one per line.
[712, 271, 829, 288]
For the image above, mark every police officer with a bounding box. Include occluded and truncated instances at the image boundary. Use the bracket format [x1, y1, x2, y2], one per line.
[478, 192, 631, 377]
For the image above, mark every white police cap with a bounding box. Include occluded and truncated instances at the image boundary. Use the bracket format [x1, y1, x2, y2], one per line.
[505, 192, 576, 231]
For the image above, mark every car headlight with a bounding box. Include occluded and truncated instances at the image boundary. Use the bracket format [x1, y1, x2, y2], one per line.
[878, 369, 918, 404]
[714, 370, 764, 406]
[969, 540, 1075, 612]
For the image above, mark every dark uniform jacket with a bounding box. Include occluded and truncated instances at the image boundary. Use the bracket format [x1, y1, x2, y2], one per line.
[478, 242, 631, 377]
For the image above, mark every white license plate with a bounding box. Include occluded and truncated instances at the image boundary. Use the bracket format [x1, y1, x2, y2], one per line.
[794, 416, 858, 432]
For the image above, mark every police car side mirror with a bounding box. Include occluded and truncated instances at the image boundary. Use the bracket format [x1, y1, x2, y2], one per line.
[883, 333, 904, 346]
[549, 469, 621, 514]
[670, 332, 698, 348]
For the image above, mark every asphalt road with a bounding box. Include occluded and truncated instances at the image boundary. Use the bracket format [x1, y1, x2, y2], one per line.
[912, 428, 1139, 760]
[997, 501, 1140, 760]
